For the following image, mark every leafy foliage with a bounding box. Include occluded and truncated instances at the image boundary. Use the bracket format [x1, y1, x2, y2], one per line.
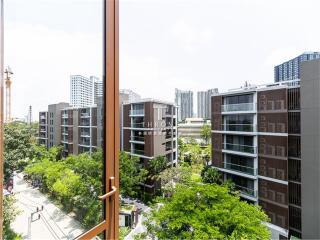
[4, 122, 37, 181]
[25, 149, 103, 228]
[200, 123, 211, 145]
[148, 155, 167, 180]
[158, 165, 192, 196]
[145, 183, 270, 240]
[3, 196, 22, 240]
[119, 151, 148, 197]
[201, 166, 222, 184]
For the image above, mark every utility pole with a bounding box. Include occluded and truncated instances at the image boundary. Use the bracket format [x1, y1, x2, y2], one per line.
[28, 105, 32, 125]
[0, 0, 4, 238]
[4, 66, 12, 123]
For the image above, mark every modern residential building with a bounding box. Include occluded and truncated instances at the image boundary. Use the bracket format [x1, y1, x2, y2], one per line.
[38, 111, 48, 147]
[175, 88, 193, 122]
[197, 88, 218, 119]
[48, 102, 70, 148]
[274, 51, 320, 82]
[120, 89, 141, 150]
[60, 106, 99, 156]
[211, 79, 302, 239]
[122, 99, 178, 192]
[178, 117, 210, 142]
[39, 103, 101, 156]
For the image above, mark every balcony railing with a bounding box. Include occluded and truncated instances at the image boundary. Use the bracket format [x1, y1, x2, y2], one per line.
[235, 184, 257, 198]
[81, 132, 91, 137]
[62, 114, 68, 118]
[130, 136, 145, 142]
[130, 109, 144, 116]
[222, 124, 256, 132]
[131, 122, 144, 128]
[132, 149, 145, 155]
[81, 112, 90, 118]
[80, 140, 90, 146]
[223, 143, 256, 154]
[40, 127, 46, 132]
[224, 162, 257, 175]
[80, 121, 90, 126]
[221, 103, 255, 112]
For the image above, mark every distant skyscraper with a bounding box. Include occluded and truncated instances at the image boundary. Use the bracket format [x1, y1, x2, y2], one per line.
[197, 88, 218, 119]
[175, 88, 193, 122]
[92, 76, 103, 105]
[70, 75, 102, 107]
[274, 51, 320, 82]
[71, 75, 94, 107]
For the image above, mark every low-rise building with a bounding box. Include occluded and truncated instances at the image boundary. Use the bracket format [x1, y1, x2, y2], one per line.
[178, 117, 210, 142]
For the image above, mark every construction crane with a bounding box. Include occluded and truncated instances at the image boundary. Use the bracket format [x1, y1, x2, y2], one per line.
[4, 66, 13, 123]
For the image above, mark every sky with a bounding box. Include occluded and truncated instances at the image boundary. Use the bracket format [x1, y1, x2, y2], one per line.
[4, 0, 320, 118]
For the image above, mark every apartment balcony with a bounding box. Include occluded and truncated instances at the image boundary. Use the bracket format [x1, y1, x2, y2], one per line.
[39, 133, 47, 139]
[223, 162, 257, 176]
[80, 120, 90, 127]
[40, 115, 46, 120]
[81, 112, 90, 118]
[62, 120, 70, 126]
[223, 143, 256, 155]
[130, 136, 145, 143]
[165, 134, 176, 139]
[62, 113, 68, 118]
[221, 103, 256, 113]
[132, 149, 145, 155]
[130, 109, 144, 116]
[39, 127, 46, 132]
[131, 122, 144, 128]
[79, 140, 90, 146]
[235, 184, 257, 198]
[222, 124, 256, 132]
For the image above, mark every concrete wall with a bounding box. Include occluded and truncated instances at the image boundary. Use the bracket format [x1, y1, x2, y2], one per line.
[301, 59, 320, 239]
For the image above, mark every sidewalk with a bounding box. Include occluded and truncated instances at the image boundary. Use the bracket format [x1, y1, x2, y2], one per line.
[11, 173, 84, 240]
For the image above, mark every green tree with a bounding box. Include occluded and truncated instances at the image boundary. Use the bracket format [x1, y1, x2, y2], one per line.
[145, 183, 270, 239]
[201, 166, 222, 184]
[148, 155, 167, 179]
[3, 195, 22, 240]
[4, 122, 36, 181]
[158, 166, 192, 196]
[119, 151, 148, 197]
[200, 123, 211, 145]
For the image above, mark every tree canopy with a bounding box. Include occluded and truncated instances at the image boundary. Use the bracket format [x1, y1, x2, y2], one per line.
[4, 122, 37, 181]
[145, 183, 270, 240]
[200, 124, 211, 145]
[119, 151, 148, 197]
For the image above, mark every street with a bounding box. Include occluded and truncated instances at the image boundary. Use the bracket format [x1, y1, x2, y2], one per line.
[11, 173, 85, 240]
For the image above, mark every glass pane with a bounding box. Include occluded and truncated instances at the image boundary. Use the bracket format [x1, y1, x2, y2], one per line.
[4, 1, 105, 239]
[119, 1, 306, 240]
